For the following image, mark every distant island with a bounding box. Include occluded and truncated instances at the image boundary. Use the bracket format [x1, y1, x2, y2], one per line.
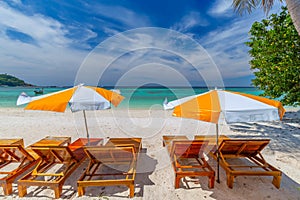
[0, 74, 33, 86]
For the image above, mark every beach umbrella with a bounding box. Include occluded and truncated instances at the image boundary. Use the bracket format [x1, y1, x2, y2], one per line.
[163, 89, 285, 182]
[17, 84, 124, 143]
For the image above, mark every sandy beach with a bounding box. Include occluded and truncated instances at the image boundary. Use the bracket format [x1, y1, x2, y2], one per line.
[0, 107, 299, 200]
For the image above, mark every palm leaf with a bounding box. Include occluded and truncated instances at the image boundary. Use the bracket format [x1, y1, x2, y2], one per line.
[232, 0, 283, 15]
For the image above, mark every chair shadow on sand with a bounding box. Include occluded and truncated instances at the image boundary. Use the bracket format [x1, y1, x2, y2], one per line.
[228, 110, 300, 154]
[207, 159, 300, 200]
[13, 161, 86, 199]
[134, 148, 158, 197]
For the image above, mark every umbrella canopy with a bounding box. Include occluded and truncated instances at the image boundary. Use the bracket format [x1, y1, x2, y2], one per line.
[17, 84, 124, 142]
[163, 89, 285, 182]
[164, 89, 285, 124]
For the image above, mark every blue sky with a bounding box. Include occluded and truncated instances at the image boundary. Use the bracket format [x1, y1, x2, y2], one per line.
[0, 0, 283, 87]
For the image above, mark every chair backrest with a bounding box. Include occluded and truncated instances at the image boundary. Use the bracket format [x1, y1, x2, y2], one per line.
[68, 138, 103, 151]
[105, 138, 142, 154]
[30, 146, 79, 164]
[84, 146, 136, 163]
[170, 140, 208, 159]
[0, 145, 36, 162]
[218, 139, 270, 157]
[163, 136, 188, 147]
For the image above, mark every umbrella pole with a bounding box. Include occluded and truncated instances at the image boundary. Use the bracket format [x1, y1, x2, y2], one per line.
[83, 110, 90, 145]
[216, 123, 220, 183]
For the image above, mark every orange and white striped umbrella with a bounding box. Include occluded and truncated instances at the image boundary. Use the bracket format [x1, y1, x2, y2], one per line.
[164, 89, 285, 124]
[17, 84, 124, 142]
[17, 84, 124, 112]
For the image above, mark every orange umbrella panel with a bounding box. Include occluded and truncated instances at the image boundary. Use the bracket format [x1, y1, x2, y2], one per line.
[173, 90, 221, 124]
[25, 88, 75, 112]
[88, 86, 125, 107]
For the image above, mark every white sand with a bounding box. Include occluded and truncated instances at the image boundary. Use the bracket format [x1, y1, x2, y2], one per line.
[0, 107, 299, 199]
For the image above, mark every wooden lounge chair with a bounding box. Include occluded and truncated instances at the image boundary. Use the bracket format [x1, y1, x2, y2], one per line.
[0, 139, 38, 195]
[18, 138, 103, 198]
[163, 137, 215, 189]
[210, 139, 282, 189]
[77, 138, 141, 198]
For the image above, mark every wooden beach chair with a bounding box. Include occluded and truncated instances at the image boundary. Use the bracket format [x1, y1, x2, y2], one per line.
[18, 138, 103, 198]
[163, 136, 215, 189]
[77, 138, 141, 198]
[0, 139, 38, 195]
[210, 139, 282, 189]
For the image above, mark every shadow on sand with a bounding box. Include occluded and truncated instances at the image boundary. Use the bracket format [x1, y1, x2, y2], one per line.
[228, 110, 300, 154]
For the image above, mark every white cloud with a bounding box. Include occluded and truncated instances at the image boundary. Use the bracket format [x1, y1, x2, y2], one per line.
[208, 0, 234, 17]
[0, 2, 89, 86]
[74, 27, 224, 87]
[172, 11, 209, 33]
[0, 0, 285, 87]
[9, 0, 22, 5]
[0, 2, 71, 47]
[84, 3, 151, 29]
[0, 1, 152, 86]
[199, 4, 283, 81]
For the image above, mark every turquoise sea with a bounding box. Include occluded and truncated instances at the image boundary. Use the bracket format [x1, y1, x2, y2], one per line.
[0, 87, 263, 109]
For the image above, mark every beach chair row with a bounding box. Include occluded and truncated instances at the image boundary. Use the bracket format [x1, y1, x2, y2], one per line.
[0, 136, 142, 198]
[163, 135, 282, 190]
[0, 135, 282, 198]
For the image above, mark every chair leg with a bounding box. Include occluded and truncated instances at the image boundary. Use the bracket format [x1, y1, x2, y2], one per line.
[226, 174, 234, 189]
[77, 186, 85, 196]
[208, 174, 215, 189]
[129, 183, 135, 198]
[54, 185, 62, 199]
[18, 184, 27, 197]
[272, 175, 281, 189]
[175, 175, 180, 189]
[2, 183, 13, 195]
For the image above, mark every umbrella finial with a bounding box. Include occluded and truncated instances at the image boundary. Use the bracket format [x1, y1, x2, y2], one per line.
[163, 97, 170, 110]
[17, 92, 31, 105]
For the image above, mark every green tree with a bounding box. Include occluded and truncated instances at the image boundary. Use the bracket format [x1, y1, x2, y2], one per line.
[246, 6, 300, 106]
[232, 0, 300, 36]
[0, 74, 29, 86]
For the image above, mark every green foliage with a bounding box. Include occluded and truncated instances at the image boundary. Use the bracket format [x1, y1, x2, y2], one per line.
[246, 6, 300, 106]
[0, 73, 29, 86]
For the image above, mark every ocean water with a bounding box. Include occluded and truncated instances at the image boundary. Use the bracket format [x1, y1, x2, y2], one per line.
[0, 87, 63, 108]
[0, 86, 263, 109]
